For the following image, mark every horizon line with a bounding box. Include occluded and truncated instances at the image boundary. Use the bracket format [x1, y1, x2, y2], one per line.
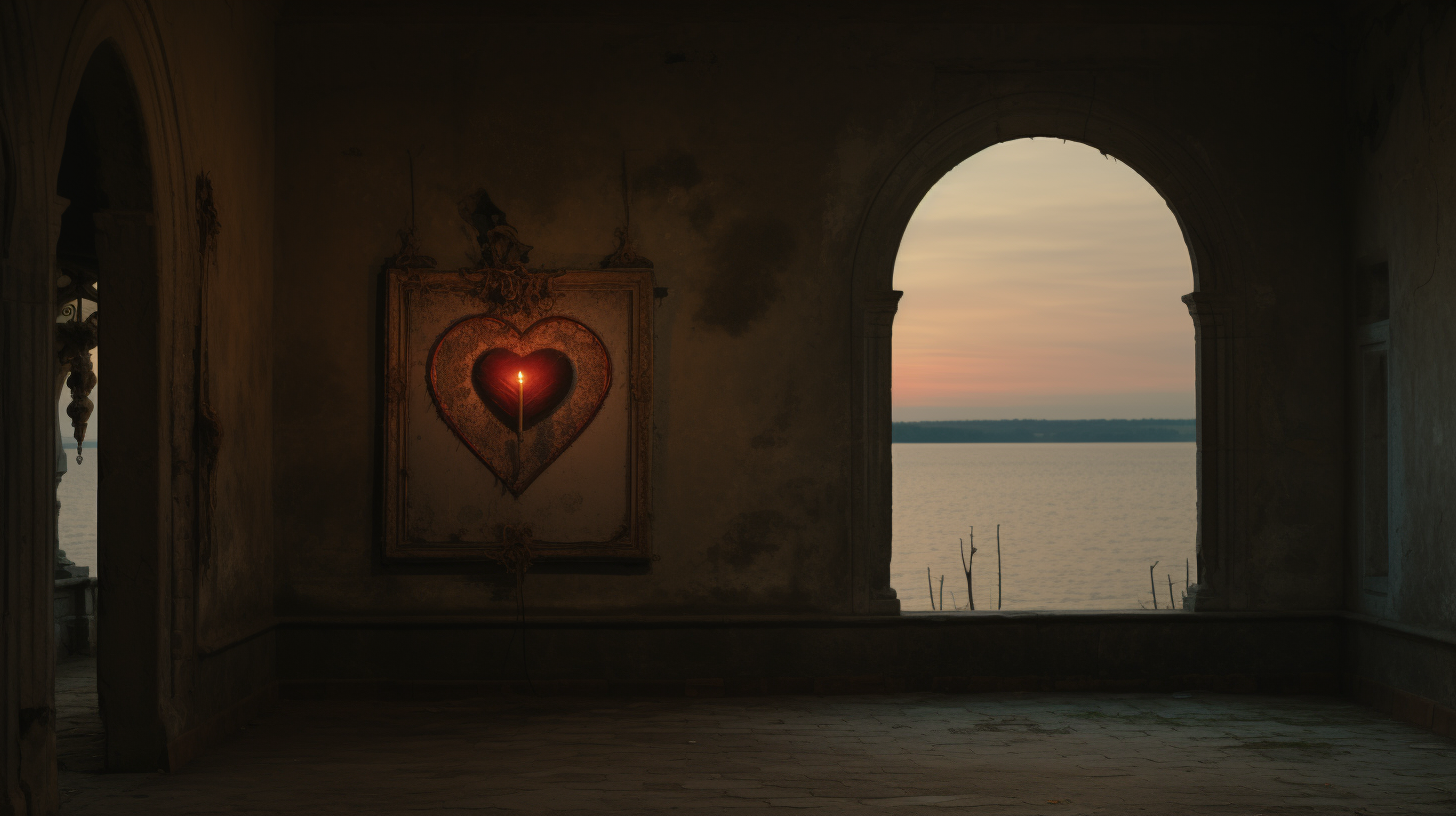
[894, 417, 1195, 423]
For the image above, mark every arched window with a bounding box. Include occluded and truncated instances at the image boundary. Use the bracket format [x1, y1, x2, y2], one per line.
[891, 138, 1195, 611]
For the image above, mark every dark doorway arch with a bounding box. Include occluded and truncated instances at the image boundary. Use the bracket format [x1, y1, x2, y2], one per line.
[56, 39, 168, 771]
[849, 92, 1250, 615]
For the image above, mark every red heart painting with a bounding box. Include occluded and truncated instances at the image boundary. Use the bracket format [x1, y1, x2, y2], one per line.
[473, 348, 575, 432]
[428, 316, 610, 495]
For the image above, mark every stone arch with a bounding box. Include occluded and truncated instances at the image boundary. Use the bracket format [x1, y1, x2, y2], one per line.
[46, 1, 197, 774]
[849, 91, 1249, 614]
[48, 1, 189, 228]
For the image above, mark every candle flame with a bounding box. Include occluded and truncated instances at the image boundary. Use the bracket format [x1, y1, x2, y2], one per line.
[517, 371, 524, 384]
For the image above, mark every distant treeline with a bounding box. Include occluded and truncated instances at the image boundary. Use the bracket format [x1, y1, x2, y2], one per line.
[893, 419, 1195, 443]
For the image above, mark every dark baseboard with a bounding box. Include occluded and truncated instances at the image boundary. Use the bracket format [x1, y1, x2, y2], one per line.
[1349, 675, 1456, 739]
[281, 672, 1342, 701]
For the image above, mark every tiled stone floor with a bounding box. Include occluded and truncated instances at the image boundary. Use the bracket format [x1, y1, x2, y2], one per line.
[57, 660, 1455, 814]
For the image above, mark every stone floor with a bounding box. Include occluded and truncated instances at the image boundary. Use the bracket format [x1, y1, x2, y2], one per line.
[56, 661, 1455, 814]
[55, 656, 104, 777]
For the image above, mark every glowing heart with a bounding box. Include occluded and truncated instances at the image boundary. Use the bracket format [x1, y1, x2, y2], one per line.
[428, 316, 610, 495]
[473, 348, 575, 431]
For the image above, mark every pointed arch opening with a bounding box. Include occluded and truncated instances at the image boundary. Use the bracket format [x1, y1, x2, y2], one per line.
[53, 38, 167, 772]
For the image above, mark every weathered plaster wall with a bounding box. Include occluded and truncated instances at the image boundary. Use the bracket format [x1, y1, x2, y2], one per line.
[154, 0, 277, 652]
[1347, 2, 1456, 714]
[1, 0, 278, 792]
[274, 2, 1349, 620]
[146, 0, 279, 760]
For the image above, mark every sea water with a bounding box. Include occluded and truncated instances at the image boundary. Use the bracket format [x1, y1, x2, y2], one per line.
[58, 440, 1195, 602]
[892, 442, 1196, 611]
[56, 450, 97, 574]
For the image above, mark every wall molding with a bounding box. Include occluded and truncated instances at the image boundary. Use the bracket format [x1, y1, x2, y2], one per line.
[1342, 610, 1456, 649]
[275, 609, 1343, 628]
[1349, 676, 1456, 740]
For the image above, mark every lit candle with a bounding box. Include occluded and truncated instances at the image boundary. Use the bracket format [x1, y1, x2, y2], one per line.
[517, 370, 524, 435]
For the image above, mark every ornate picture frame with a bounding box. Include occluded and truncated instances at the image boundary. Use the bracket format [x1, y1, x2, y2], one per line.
[382, 261, 653, 562]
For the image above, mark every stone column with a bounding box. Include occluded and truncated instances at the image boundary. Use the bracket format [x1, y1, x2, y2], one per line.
[852, 291, 903, 615]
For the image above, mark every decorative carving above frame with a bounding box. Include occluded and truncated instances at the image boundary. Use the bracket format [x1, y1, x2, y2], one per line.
[382, 232, 653, 562]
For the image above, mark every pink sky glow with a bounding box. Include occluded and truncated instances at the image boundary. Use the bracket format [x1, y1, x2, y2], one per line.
[892, 138, 1194, 420]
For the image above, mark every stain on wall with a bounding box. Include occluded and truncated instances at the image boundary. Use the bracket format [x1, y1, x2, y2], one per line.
[717, 509, 798, 569]
[750, 387, 798, 450]
[634, 151, 703, 196]
[695, 216, 798, 336]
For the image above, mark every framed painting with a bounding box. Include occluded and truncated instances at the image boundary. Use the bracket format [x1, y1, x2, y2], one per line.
[382, 263, 653, 561]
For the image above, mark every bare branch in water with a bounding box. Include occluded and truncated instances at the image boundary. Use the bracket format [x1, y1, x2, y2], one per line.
[960, 529, 977, 611]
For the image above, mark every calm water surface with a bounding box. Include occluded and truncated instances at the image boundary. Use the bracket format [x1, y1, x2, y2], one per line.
[57, 450, 97, 574]
[60, 441, 1194, 600]
[893, 442, 1195, 611]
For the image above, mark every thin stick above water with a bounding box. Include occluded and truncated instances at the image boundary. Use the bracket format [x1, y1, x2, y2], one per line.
[960, 529, 977, 611]
[927, 567, 936, 611]
[996, 524, 1002, 611]
[1149, 561, 1160, 610]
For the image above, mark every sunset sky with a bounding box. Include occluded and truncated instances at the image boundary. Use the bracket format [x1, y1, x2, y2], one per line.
[892, 138, 1194, 421]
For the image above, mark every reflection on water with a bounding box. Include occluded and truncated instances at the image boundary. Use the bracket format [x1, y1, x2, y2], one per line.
[57, 447, 97, 574]
[893, 442, 1195, 611]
